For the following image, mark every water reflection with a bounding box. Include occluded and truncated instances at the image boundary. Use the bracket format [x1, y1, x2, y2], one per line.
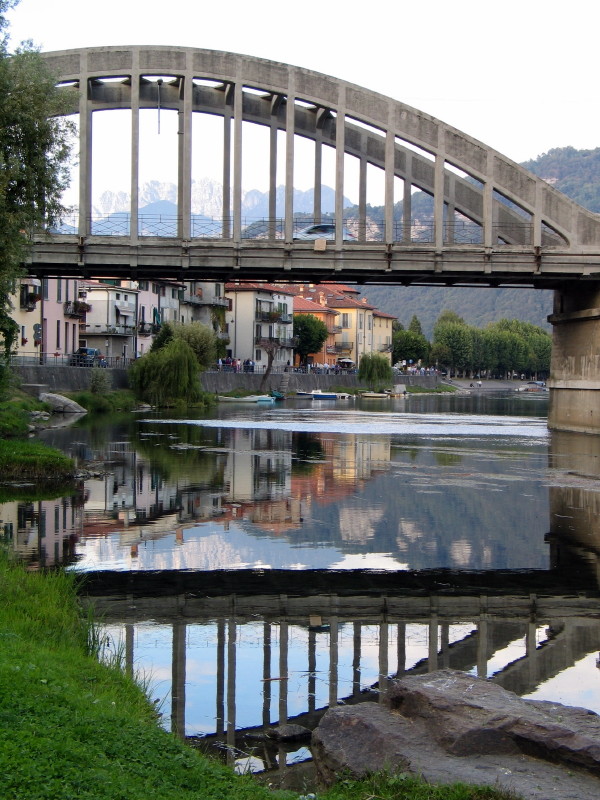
[4, 399, 600, 776]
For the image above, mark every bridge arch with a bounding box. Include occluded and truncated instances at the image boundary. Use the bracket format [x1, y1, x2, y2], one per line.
[40, 45, 600, 261]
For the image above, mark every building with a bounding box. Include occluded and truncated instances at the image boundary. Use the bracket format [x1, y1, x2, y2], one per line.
[224, 282, 295, 369]
[292, 294, 340, 366]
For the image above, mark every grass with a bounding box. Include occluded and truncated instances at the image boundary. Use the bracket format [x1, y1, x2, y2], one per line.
[0, 555, 287, 800]
[0, 556, 524, 800]
[67, 388, 138, 413]
[406, 384, 457, 394]
[0, 438, 75, 482]
[323, 773, 522, 800]
[0, 393, 50, 437]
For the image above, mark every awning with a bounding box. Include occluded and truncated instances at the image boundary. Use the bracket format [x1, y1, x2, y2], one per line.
[22, 278, 41, 287]
[338, 358, 354, 363]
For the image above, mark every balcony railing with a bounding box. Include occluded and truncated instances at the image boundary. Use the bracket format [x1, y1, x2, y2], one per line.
[64, 301, 91, 318]
[137, 322, 160, 335]
[82, 323, 136, 336]
[182, 294, 229, 307]
[327, 343, 354, 354]
[256, 336, 298, 348]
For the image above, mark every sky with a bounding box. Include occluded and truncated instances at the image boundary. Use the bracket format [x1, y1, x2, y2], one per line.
[6, 0, 600, 201]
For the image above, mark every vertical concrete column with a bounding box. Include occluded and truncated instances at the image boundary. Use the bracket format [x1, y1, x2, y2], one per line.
[378, 620, 389, 702]
[78, 51, 92, 238]
[334, 86, 346, 248]
[284, 70, 296, 243]
[358, 153, 367, 242]
[216, 618, 225, 736]
[268, 96, 279, 239]
[313, 123, 323, 223]
[278, 618, 288, 724]
[433, 129, 445, 251]
[526, 620, 538, 687]
[402, 157, 412, 243]
[232, 72, 243, 243]
[125, 623, 134, 677]
[384, 108, 395, 244]
[226, 617, 237, 762]
[483, 151, 494, 249]
[130, 50, 140, 243]
[548, 282, 600, 433]
[446, 177, 456, 244]
[352, 620, 361, 697]
[532, 179, 543, 248]
[308, 627, 317, 713]
[262, 622, 272, 727]
[171, 621, 186, 738]
[177, 66, 192, 241]
[329, 616, 339, 708]
[222, 86, 233, 240]
[477, 615, 488, 678]
[428, 616, 439, 672]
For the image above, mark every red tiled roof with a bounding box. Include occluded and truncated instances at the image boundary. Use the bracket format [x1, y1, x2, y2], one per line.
[293, 296, 338, 314]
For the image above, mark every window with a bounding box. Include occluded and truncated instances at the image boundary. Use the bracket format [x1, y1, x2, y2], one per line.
[138, 280, 149, 291]
[341, 313, 350, 328]
[359, 315, 363, 330]
[116, 293, 121, 300]
[368, 316, 372, 331]
[255, 349, 262, 361]
[42, 278, 49, 300]
[57, 278, 62, 302]
[56, 320, 60, 349]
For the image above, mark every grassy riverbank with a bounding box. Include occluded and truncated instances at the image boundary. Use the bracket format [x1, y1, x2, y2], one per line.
[0, 557, 522, 800]
[0, 438, 75, 482]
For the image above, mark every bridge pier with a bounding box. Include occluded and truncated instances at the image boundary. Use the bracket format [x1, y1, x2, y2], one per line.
[548, 283, 600, 433]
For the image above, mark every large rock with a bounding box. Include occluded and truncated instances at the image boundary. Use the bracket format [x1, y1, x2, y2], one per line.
[387, 670, 600, 771]
[312, 670, 600, 800]
[39, 393, 87, 414]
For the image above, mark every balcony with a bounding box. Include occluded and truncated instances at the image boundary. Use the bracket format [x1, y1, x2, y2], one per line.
[83, 323, 136, 336]
[256, 336, 298, 348]
[378, 343, 393, 352]
[64, 300, 91, 318]
[182, 293, 229, 307]
[20, 292, 40, 312]
[137, 321, 160, 336]
[255, 310, 286, 323]
[327, 343, 354, 354]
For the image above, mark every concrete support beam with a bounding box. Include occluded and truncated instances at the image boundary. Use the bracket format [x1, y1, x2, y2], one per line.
[548, 282, 600, 433]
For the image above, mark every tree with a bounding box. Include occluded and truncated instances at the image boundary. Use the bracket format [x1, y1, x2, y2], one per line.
[293, 314, 328, 364]
[392, 329, 430, 366]
[358, 353, 393, 389]
[408, 315, 423, 336]
[150, 320, 217, 369]
[0, 7, 74, 375]
[129, 339, 201, 406]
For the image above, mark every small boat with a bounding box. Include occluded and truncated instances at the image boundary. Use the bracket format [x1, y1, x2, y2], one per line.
[360, 391, 392, 399]
[296, 389, 338, 399]
[217, 394, 275, 403]
[269, 390, 286, 401]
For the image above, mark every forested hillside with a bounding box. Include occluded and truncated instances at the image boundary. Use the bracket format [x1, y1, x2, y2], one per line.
[356, 147, 600, 336]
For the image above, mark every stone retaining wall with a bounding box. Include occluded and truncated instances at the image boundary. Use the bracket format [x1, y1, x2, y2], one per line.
[13, 365, 438, 396]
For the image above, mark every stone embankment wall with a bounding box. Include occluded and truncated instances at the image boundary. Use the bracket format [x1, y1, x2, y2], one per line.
[13, 365, 438, 396]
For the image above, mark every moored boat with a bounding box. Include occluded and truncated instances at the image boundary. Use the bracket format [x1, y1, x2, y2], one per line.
[217, 394, 275, 403]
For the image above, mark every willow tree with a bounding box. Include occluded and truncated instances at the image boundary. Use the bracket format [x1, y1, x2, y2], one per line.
[358, 353, 393, 390]
[0, 2, 74, 381]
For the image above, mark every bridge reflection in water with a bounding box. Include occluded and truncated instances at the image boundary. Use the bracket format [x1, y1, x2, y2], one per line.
[87, 567, 600, 775]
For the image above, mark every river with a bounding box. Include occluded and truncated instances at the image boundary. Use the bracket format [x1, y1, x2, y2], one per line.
[2, 389, 600, 777]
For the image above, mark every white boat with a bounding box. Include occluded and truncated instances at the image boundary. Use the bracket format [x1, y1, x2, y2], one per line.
[217, 394, 275, 403]
[296, 389, 338, 399]
[360, 391, 391, 399]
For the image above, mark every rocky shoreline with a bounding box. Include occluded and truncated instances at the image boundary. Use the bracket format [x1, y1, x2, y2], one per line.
[312, 670, 600, 800]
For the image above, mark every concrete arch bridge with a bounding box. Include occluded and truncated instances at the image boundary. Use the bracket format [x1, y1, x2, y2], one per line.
[32, 46, 600, 433]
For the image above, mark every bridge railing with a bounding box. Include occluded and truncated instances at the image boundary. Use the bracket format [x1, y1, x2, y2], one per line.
[47, 215, 539, 246]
